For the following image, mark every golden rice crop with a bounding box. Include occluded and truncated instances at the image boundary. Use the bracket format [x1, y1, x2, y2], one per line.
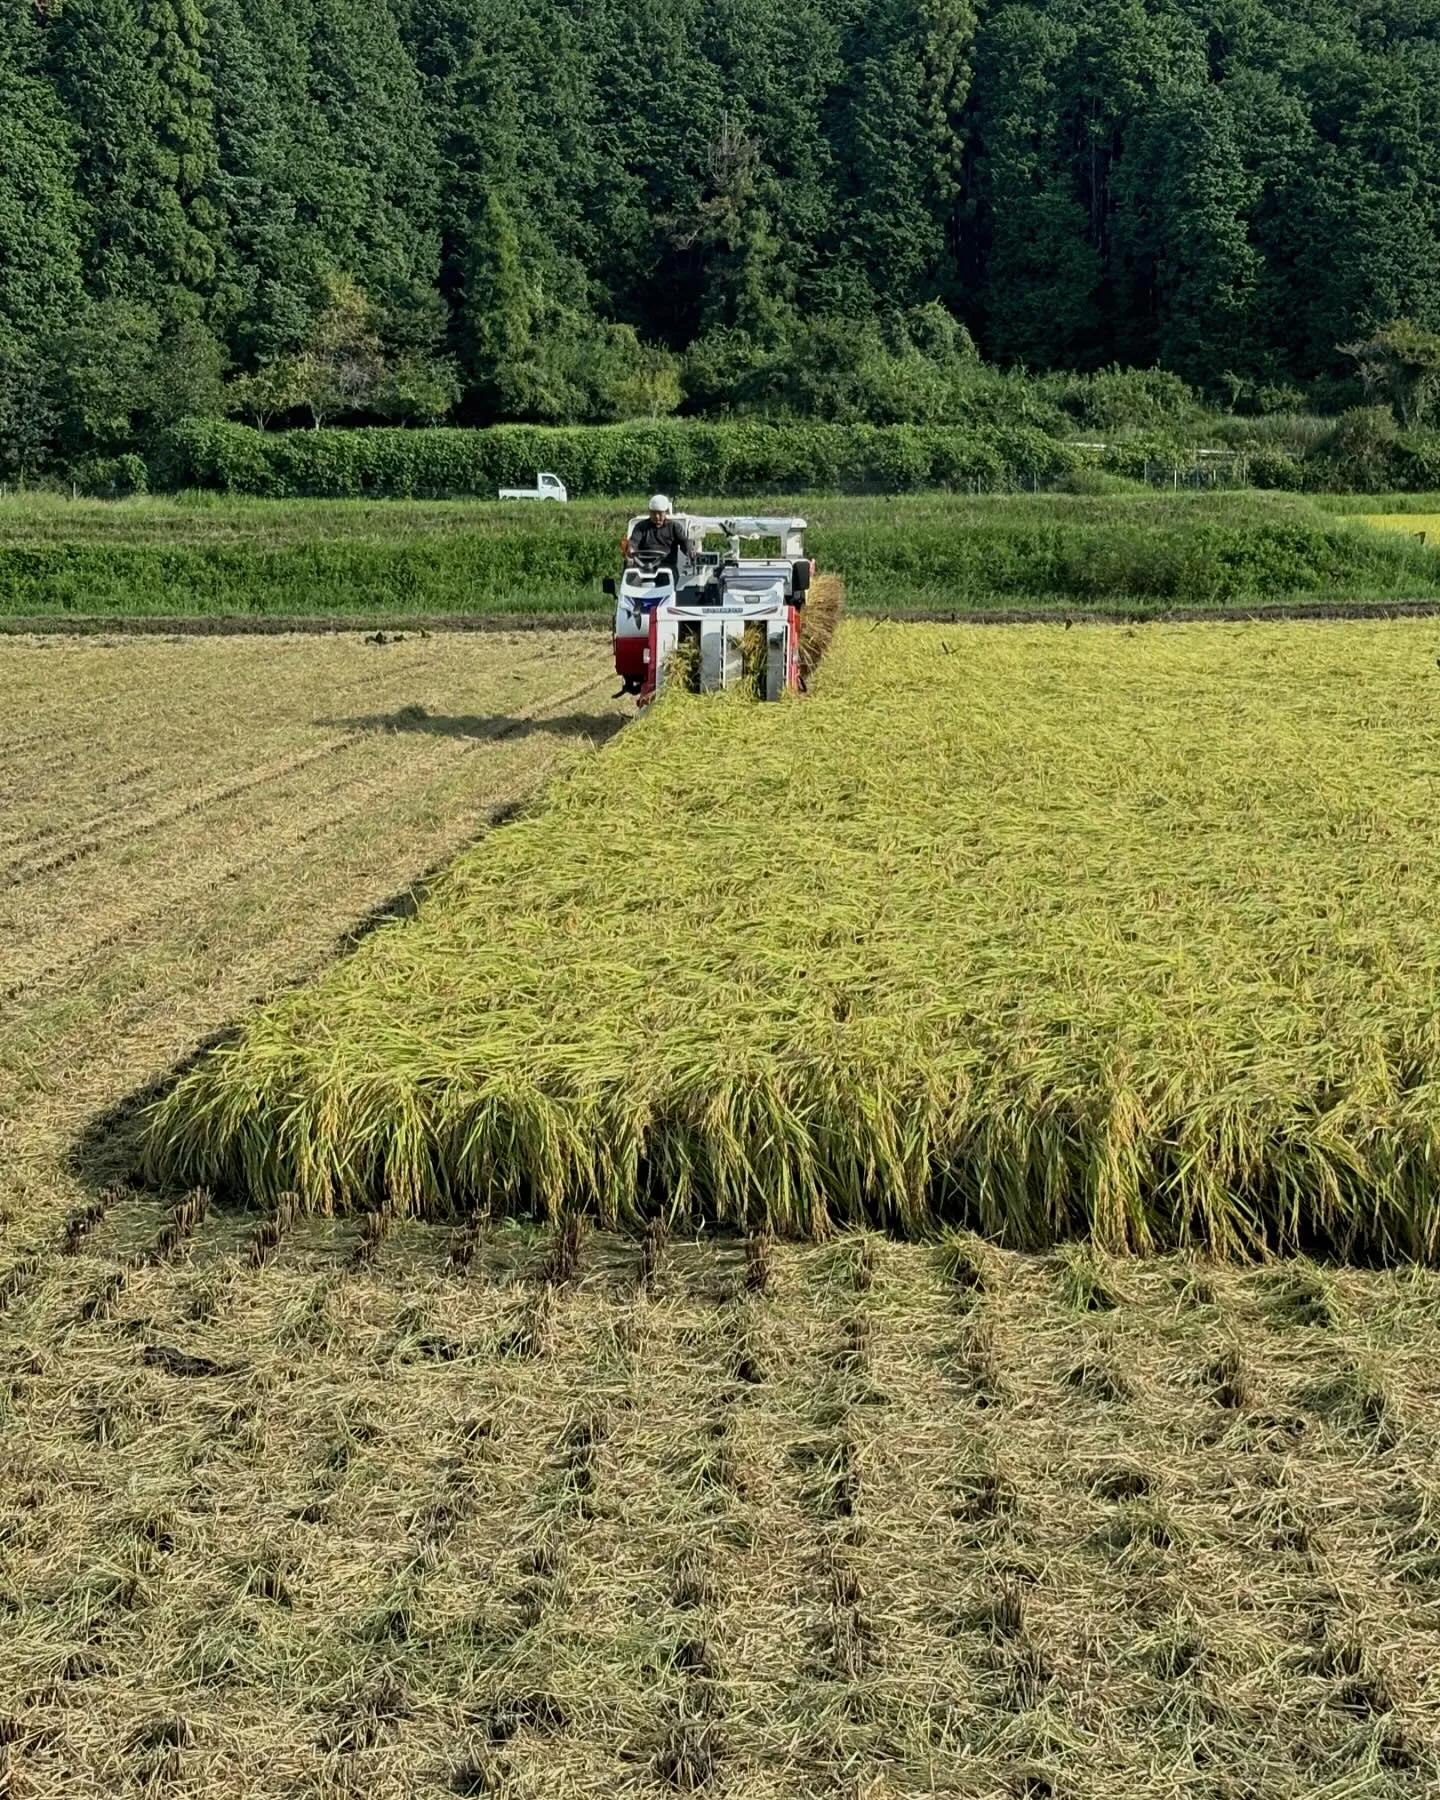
[147, 620, 1440, 1259]
[1363, 514, 1440, 542]
[798, 572, 844, 681]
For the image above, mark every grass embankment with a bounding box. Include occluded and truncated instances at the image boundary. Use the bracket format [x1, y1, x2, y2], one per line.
[1328, 493, 1440, 516]
[0, 494, 612, 622]
[150, 620, 1440, 1259]
[4, 491, 1440, 623]
[830, 493, 1440, 613]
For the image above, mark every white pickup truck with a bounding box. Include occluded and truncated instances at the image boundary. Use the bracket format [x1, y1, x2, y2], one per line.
[498, 471, 568, 503]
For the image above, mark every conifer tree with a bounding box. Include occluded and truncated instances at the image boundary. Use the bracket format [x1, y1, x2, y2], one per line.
[304, 0, 443, 356]
[0, 24, 85, 356]
[12, 0, 1440, 439]
[47, 0, 220, 301]
[830, 0, 977, 309]
[462, 191, 532, 413]
[204, 0, 315, 365]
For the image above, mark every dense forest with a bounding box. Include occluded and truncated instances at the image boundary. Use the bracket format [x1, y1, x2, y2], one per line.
[3, 0, 1440, 471]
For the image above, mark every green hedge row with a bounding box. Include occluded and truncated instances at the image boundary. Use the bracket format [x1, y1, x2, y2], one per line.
[148, 415, 1440, 502]
[155, 418, 1102, 498]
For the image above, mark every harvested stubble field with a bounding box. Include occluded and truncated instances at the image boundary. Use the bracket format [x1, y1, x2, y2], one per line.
[0, 627, 625, 1243]
[5, 619, 1440, 1797]
[2, 1217, 1440, 1799]
[153, 619, 1440, 1259]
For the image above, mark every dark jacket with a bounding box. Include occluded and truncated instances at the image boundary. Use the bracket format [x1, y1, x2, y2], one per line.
[629, 516, 691, 570]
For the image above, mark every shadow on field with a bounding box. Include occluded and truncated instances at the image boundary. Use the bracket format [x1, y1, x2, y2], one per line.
[73, 1026, 243, 1196]
[67, 794, 536, 1203]
[326, 702, 627, 745]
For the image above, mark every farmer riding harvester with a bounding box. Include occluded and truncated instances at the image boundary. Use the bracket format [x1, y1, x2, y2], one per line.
[607, 494, 813, 703]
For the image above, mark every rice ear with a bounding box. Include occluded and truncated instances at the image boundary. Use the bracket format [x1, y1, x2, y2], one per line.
[147, 620, 1440, 1262]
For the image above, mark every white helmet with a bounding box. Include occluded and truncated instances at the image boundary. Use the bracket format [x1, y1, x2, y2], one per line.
[648, 493, 672, 513]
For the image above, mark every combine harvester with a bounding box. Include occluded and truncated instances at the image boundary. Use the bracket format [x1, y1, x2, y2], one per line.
[608, 507, 816, 701]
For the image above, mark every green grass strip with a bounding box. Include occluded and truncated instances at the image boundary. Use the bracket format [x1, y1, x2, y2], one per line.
[6, 492, 1440, 618]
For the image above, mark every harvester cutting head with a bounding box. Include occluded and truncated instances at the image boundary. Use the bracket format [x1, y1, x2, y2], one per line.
[610, 512, 813, 703]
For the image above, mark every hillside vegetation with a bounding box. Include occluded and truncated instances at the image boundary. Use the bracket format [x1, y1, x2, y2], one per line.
[5, 0, 1440, 479]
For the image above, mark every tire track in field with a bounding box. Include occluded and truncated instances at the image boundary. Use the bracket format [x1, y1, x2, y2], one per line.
[1, 672, 621, 1009]
[3, 649, 582, 881]
[2, 787, 425, 1082]
[0, 639, 577, 861]
[0, 733, 603, 1179]
[3, 759, 478, 1011]
[1, 733, 376, 889]
[4, 743, 523, 1007]
[0, 762, 167, 853]
[0, 636, 449, 829]
[0, 722, 78, 760]
[0, 777, 493, 1080]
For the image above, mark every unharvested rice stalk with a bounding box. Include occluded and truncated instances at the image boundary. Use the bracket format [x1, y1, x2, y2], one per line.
[798, 574, 844, 684]
[148, 621, 1440, 1259]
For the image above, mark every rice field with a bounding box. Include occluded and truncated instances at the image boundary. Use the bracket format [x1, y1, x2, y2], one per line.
[149, 618, 1440, 1259]
[1364, 514, 1440, 545]
[6, 620, 1440, 1797]
[0, 627, 625, 1245]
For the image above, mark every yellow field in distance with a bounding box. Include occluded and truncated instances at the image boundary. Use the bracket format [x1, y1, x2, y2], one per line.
[1363, 513, 1440, 541]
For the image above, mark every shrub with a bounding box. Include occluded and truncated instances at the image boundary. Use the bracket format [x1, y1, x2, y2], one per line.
[685, 312, 1062, 432]
[1316, 408, 1403, 492]
[1247, 448, 1305, 491]
[1039, 366, 1201, 435]
[154, 418, 1089, 499]
[74, 451, 150, 497]
[151, 414, 1440, 501]
[1050, 470, 1148, 497]
[1393, 434, 1440, 492]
